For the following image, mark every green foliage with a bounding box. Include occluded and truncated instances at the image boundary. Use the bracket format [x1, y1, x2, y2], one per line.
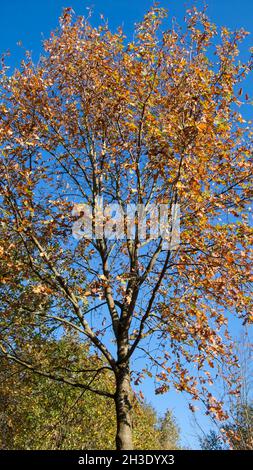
[199, 430, 226, 450]
[226, 403, 253, 450]
[200, 404, 253, 450]
[0, 335, 180, 450]
[157, 410, 181, 450]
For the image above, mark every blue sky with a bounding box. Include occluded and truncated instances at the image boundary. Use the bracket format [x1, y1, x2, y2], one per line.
[1, 0, 253, 67]
[1, 0, 252, 449]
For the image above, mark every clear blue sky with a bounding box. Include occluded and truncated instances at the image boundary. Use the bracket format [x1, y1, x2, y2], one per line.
[1, 0, 253, 68]
[1, 0, 252, 449]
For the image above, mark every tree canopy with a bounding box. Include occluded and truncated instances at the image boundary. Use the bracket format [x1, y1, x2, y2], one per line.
[0, 5, 252, 448]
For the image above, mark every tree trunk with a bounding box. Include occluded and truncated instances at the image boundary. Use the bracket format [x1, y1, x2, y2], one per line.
[114, 366, 133, 450]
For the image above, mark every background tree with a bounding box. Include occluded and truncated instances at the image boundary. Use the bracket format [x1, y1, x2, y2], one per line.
[199, 332, 253, 450]
[0, 335, 180, 450]
[157, 410, 181, 450]
[0, 6, 252, 449]
[199, 430, 225, 450]
[200, 404, 253, 450]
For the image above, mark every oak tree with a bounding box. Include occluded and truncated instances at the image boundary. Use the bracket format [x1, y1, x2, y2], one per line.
[0, 6, 252, 449]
